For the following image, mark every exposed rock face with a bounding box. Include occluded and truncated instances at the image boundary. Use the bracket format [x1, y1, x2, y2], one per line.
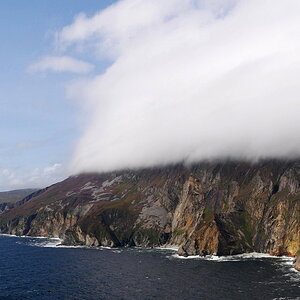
[0, 161, 299, 259]
[0, 202, 14, 214]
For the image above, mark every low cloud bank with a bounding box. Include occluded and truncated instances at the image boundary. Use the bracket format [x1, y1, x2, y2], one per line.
[57, 0, 300, 173]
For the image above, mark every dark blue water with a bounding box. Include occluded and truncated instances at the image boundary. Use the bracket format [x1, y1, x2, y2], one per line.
[0, 235, 299, 300]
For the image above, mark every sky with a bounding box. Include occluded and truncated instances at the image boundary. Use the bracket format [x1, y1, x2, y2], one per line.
[1, 0, 300, 190]
[0, 0, 115, 190]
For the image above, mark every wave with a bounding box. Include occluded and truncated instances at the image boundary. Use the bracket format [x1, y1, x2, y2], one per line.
[170, 252, 294, 262]
[0, 233, 60, 240]
[154, 246, 179, 251]
[169, 252, 300, 280]
[36, 242, 122, 251]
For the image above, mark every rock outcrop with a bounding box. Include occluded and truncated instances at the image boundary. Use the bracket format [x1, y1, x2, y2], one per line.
[0, 160, 299, 261]
[0, 202, 14, 214]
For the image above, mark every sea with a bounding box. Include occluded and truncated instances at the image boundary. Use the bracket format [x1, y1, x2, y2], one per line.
[0, 235, 299, 300]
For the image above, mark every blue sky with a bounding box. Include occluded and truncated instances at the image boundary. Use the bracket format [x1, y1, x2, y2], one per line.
[0, 0, 115, 190]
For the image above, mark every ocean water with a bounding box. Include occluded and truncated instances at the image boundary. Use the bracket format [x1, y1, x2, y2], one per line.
[0, 235, 299, 300]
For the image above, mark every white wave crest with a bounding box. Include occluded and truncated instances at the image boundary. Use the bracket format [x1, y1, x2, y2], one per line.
[170, 252, 293, 262]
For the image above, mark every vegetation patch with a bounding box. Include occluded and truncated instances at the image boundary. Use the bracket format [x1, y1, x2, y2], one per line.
[203, 206, 214, 223]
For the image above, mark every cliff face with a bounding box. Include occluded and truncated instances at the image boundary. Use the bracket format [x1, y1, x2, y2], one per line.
[0, 161, 299, 257]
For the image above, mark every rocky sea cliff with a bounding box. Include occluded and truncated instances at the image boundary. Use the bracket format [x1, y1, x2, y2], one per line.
[0, 160, 299, 267]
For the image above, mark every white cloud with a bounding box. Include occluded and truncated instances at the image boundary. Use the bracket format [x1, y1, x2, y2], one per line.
[43, 163, 62, 175]
[55, 0, 300, 173]
[0, 163, 66, 191]
[29, 55, 94, 74]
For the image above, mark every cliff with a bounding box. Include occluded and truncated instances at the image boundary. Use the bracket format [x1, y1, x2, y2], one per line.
[0, 160, 299, 258]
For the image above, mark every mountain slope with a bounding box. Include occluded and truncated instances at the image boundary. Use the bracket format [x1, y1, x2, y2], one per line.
[0, 189, 39, 214]
[0, 189, 38, 204]
[0, 161, 299, 258]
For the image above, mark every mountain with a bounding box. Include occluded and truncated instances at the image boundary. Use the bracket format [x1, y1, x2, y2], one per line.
[0, 189, 38, 204]
[0, 189, 39, 214]
[0, 160, 299, 261]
